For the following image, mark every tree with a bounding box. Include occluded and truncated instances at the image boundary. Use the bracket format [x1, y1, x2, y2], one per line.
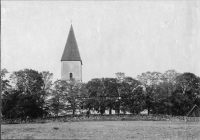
[63, 80, 83, 116]
[10, 69, 43, 95]
[1, 68, 11, 93]
[137, 71, 163, 115]
[85, 78, 106, 115]
[40, 71, 53, 115]
[16, 91, 45, 119]
[102, 78, 118, 115]
[2, 90, 20, 120]
[130, 85, 146, 114]
[175, 73, 199, 95]
[40, 71, 53, 100]
[8, 69, 45, 119]
[157, 70, 180, 115]
[49, 80, 67, 116]
[118, 77, 144, 114]
[171, 72, 200, 115]
[126, 77, 145, 114]
[116, 72, 125, 82]
[118, 79, 132, 113]
[115, 72, 126, 114]
[115, 73, 145, 114]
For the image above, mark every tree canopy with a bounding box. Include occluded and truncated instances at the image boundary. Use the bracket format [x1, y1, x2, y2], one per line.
[1, 68, 200, 120]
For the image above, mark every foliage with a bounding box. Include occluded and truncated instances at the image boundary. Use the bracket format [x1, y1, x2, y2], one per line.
[137, 71, 163, 115]
[48, 80, 67, 116]
[62, 80, 83, 116]
[85, 78, 106, 115]
[10, 69, 44, 94]
[2, 90, 20, 119]
[1, 68, 200, 119]
[115, 72, 125, 82]
[102, 78, 119, 114]
[40, 71, 53, 100]
[118, 77, 144, 114]
[1, 68, 11, 92]
[152, 70, 179, 115]
[170, 73, 200, 115]
[2, 69, 48, 119]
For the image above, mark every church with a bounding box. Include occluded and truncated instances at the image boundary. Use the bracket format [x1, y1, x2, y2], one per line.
[61, 24, 82, 81]
[60, 24, 129, 115]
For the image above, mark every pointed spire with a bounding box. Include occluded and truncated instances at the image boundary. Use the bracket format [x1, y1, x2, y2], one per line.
[61, 25, 82, 64]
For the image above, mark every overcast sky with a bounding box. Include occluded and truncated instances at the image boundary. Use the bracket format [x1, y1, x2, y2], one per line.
[2, 1, 200, 82]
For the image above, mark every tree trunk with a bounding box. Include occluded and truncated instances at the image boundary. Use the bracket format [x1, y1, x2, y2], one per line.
[109, 107, 112, 115]
[73, 109, 75, 117]
[100, 106, 104, 116]
[117, 108, 120, 115]
[148, 103, 150, 116]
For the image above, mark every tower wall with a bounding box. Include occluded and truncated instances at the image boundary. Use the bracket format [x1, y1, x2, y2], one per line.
[61, 61, 82, 81]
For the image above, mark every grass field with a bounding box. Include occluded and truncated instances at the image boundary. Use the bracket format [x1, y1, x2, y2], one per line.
[2, 121, 200, 139]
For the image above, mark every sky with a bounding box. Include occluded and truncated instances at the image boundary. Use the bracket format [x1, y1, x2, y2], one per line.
[2, 1, 200, 82]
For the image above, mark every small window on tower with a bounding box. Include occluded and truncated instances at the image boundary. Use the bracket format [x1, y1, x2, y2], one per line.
[70, 73, 73, 80]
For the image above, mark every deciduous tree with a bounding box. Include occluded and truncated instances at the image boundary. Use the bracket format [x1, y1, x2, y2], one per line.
[137, 71, 163, 115]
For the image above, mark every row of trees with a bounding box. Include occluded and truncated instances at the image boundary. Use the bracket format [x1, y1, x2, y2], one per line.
[1, 68, 200, 120]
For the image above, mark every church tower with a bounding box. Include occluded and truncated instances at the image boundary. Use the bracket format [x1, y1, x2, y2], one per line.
[61, 24, 82, 81]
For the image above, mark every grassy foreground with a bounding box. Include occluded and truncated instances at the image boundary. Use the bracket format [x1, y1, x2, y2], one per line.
[1, 121, 200, 140]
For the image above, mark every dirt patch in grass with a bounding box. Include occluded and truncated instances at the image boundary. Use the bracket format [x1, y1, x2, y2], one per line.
[53, 127, 59, 130]
[2, 121, 200, 139]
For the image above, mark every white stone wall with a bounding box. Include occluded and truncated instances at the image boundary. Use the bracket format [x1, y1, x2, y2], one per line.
[61, 61, 82, 81]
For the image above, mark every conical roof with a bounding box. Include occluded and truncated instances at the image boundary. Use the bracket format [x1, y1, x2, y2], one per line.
[61, 25, 82, 64]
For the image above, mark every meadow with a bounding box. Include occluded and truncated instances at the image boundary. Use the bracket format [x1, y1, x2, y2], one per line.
[2, 120, 200, 139]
